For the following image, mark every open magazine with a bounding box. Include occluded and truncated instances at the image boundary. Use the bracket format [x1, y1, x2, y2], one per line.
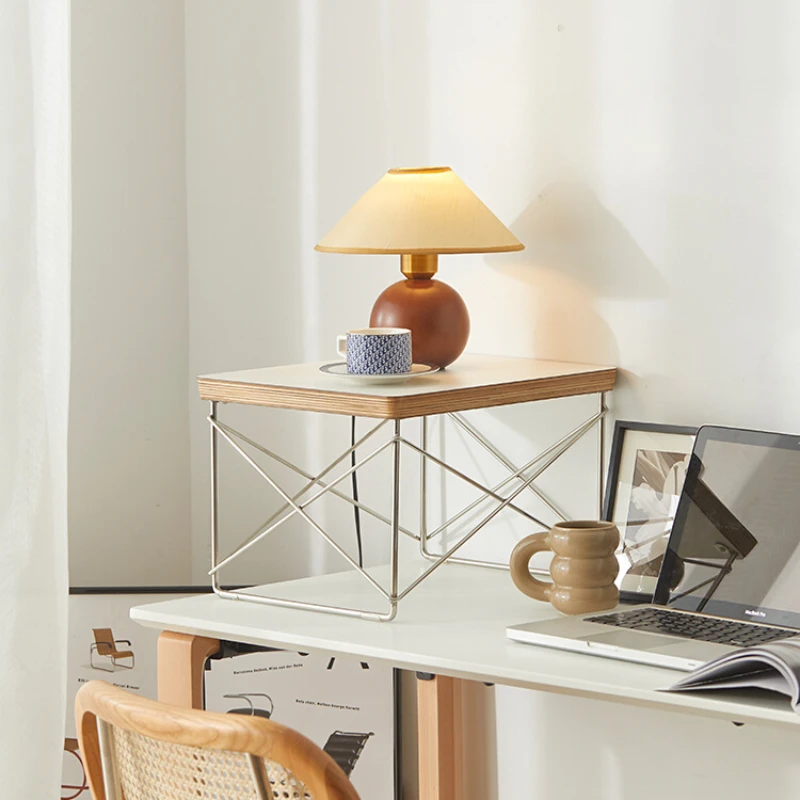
[667, 637, 800, 711]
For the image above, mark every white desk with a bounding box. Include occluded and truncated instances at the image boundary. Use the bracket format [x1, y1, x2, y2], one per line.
[132, 562, 800, 799]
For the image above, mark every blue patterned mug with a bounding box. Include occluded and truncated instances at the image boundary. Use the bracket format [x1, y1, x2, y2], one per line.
[336, 328, 412, 375]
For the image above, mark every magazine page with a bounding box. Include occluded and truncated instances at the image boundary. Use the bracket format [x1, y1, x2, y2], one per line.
[668, 639, 800, 707]
[671, 664, 793, 697]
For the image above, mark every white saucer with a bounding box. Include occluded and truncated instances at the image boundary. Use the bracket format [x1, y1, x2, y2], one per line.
[319, 362, 440, 384]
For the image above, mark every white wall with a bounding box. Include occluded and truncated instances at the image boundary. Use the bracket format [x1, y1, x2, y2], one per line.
[184, 3, 424, 588]
[66, 0, 800, 796]
[183, 2, 800, 799]
[70, 1, 191, 586]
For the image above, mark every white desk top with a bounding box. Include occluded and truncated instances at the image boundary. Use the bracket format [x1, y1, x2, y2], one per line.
[197, 354, 616, 419]
[132, 563, 800, 731]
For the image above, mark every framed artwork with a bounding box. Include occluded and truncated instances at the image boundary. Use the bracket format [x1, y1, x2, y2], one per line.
[603, 421, 698, 601]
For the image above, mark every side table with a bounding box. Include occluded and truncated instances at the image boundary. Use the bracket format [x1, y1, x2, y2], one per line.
[198, 354, 616, 620]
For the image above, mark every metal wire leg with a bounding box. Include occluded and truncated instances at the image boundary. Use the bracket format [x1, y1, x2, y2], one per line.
[397, 426, 583, 601]
[210, 400, 220, 593]
[388, 419, 402, 619]
[421, 408, 604, 546]
[448, 412, 568, 522]
[210, 419, 417, 573]
[419, 416, 428, 559]
[207, 405, 397, 621]
[419, 397, 609, 571]
[598, 391, 608, 519]
[209, 425, 396, 576]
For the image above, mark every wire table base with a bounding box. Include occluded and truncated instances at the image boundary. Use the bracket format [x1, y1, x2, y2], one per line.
[207, 393, 608, 621]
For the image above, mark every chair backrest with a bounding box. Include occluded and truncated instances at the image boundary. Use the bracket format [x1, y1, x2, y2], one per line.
[321, 732, 374, 778]
[75, 681, 361, 800]
[93, 628, 115, 656]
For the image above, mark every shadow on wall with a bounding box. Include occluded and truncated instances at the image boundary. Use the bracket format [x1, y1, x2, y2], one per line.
[488, 180, 668, 367]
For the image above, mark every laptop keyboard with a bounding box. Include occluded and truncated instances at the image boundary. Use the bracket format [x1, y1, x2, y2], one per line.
[586, 606, 798, 647]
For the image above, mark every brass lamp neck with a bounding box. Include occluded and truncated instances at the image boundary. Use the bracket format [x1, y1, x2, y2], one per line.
[401, 253, 438, 279]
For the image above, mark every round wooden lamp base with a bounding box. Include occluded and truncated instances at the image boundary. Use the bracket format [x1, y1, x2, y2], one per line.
[369, 277, 470, 369]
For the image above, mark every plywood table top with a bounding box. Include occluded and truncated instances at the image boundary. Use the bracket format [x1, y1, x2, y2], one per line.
[197, 354, 617, 419]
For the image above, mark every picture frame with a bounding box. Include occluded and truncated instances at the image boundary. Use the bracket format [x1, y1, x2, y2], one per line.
[603, 421, 698, 602]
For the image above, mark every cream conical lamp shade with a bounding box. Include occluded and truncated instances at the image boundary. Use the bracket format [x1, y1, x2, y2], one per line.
[315, 167, 524, 255]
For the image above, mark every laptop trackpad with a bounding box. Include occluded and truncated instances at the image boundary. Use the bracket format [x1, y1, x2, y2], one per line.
[579, 630, 680, 651]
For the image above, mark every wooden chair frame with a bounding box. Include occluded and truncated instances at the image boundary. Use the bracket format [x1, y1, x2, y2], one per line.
[75, 681, 360, 800]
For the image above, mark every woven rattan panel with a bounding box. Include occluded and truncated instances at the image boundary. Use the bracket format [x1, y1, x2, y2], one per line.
[112, 727, 312, 800]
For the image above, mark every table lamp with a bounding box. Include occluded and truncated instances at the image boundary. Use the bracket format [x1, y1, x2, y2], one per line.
[315, 166, 524, 368]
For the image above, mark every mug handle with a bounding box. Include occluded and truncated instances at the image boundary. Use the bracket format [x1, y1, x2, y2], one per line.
[336, 334, 347, 359]
[510, 532, 553, 602]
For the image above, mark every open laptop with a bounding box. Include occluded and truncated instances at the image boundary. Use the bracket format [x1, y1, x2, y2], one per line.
[507, 425, 800, 671]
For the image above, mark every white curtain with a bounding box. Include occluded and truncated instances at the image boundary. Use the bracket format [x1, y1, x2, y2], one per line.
[0, 0, 71, 796]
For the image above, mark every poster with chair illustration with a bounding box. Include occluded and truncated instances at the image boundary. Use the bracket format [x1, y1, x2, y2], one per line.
[63, 589, 398, 800]
[205, 649, 397, 800]
[63, 588, 198, 799]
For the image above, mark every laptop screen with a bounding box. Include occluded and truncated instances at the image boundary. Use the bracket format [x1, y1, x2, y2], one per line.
[653, 426, 800, 629]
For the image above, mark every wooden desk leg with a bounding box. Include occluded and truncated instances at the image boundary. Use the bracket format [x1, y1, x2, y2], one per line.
[417, 675, 464, 800]
[157, 631, 220, 709]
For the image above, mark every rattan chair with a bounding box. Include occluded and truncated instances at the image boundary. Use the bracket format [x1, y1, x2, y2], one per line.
[75, 681, 361, 800]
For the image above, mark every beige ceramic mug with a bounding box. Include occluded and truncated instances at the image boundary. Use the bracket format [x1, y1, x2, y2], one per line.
[510, 521, 620, 615]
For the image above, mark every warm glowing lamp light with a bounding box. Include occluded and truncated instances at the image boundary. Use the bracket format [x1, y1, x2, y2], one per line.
[315, 166, 524, 368]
